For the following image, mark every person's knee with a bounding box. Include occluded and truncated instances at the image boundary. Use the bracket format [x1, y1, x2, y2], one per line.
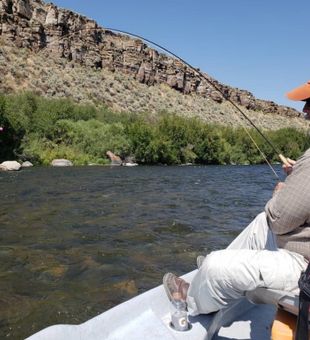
[203, 250, 248, 282]
[198, 251, 236, 304]
[203, 250, 228, 278]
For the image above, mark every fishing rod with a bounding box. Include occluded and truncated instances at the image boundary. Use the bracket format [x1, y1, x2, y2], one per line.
[104, 27, 290, 178]
[38, 26, 290, 178]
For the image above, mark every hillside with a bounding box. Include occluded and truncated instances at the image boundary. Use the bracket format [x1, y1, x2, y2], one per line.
[0, 0, 308, 131]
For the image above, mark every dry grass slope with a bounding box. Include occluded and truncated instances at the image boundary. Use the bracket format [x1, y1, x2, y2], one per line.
[0, 38, 309, 131]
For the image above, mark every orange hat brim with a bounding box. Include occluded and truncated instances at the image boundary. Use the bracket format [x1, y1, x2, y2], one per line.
[286, 81, 310, 101]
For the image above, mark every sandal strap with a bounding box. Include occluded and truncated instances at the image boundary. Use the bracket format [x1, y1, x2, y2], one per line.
[175, 277, 189, 301]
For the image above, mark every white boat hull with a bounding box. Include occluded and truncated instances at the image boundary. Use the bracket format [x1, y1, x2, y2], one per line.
[27, 270, 278, 339]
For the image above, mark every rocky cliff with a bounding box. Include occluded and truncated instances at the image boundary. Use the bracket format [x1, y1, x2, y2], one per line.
[0, 0, 307, 130]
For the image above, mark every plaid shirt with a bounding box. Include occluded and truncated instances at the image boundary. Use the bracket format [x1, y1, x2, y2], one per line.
[265, 148, 310, 259]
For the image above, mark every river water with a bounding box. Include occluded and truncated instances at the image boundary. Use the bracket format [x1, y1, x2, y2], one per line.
[0, 165, 282, 339]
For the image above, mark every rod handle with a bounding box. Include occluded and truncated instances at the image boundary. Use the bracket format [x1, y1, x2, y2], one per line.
[279, 154, 290, 166]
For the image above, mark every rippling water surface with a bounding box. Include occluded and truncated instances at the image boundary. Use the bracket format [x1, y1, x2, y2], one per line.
[0, 165, 281, 339]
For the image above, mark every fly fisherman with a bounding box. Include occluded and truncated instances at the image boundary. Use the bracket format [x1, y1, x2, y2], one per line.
[163, 81, 310, 316]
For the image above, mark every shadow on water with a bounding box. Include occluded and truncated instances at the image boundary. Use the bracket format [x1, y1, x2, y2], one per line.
[0, 165, 280, 339]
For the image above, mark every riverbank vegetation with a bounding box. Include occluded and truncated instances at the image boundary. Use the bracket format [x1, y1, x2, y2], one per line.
[1, 92, 309, 165]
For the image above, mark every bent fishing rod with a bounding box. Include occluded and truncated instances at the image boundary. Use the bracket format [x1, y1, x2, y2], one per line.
[105, 28, 290, 176]
[42, 26, 290, 178]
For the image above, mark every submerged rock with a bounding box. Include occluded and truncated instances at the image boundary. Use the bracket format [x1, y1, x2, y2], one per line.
[0, 161, 21, 171]
[112, 279, 138, 295]
[44, 265, 67, 279]
[51, 159, 73, 167]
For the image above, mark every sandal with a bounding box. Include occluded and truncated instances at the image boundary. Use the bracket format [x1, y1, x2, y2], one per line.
[163, 272, 189, 304]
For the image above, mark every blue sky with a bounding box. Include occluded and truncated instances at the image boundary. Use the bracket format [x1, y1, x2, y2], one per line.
[51, 0, 309, 112]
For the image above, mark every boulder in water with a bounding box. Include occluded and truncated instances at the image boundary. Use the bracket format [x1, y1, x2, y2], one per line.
[51, 159, 73, 167]
[123, 156, 138, 166]
[21, 161, 33, 168]
[123, 162, 138, 167]
[106, 151, 122, 166]
[0, 161, 21, 171]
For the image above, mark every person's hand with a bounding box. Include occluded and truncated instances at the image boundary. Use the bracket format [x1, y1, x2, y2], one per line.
[282, 158, 296, 175]
[273, 181, 285, 196]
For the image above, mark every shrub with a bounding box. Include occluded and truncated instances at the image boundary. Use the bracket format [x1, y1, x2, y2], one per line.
[52, 119, 130, 159]
[1, 92, 309, 165]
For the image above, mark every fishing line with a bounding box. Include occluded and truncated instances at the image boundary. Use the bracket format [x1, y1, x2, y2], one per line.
[105, 28, 286, 179]
[37, 26, 288, 178]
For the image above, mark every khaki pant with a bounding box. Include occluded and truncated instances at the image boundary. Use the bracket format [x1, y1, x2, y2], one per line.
[187, 212, 308, 315]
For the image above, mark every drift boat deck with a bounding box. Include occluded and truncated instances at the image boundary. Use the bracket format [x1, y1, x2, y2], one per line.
[26, 270, 291, 340]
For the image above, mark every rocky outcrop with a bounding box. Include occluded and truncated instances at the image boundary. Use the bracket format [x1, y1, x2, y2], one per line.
[0, 160, 21, 170]
[51, 159, 73, 166]
[0, 0, 301, 119]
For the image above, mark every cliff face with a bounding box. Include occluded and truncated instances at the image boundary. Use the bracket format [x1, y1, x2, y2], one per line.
[0, 0, 304, 125]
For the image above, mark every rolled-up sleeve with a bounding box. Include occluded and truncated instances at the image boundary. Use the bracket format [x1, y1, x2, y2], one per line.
[265, 167, 310, 235]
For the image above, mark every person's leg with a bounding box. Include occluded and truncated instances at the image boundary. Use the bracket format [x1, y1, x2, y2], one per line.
[187, 248, 307, 315]
[164, 212, 306, 315]
[197, 212, 277, 269]
[226, 211, 277, 251]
